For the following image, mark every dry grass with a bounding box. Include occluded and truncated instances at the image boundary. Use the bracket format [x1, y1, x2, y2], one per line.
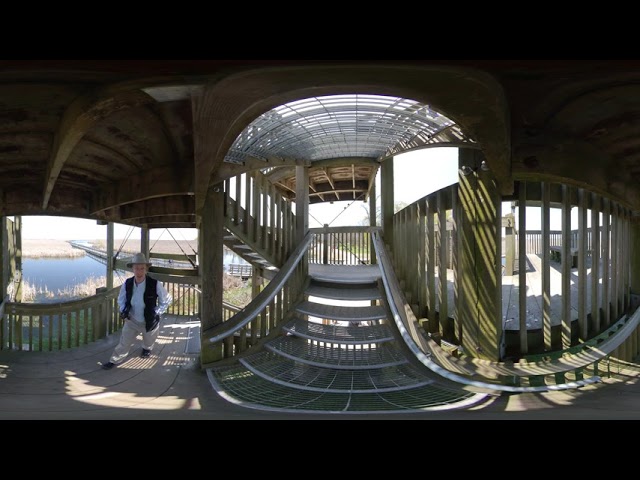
[22, 239, 198, 258]
[91, 239, 198, 255]
[22, 240, 83, 258]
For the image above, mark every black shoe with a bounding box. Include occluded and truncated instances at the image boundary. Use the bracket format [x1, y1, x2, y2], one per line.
[102, 361, 116, 370]
[141, 349, 151, 358]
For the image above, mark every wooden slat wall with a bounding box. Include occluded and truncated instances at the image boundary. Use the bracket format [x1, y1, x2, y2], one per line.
[388, 177, 634, 359]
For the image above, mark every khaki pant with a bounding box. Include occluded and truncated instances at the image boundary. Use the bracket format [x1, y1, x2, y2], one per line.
[109, 320, 160, 364]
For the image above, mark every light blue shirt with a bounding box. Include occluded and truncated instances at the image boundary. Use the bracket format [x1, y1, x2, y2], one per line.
[117, 276, 172, 324]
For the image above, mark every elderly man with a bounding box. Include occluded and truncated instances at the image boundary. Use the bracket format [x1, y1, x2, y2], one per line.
[102, 253, 172, 370]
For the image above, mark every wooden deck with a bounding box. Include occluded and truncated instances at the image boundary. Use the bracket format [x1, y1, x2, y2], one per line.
[501, 253, 595, 331]
[0, 312, 639, 419]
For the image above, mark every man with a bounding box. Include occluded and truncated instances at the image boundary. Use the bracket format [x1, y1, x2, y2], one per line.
[102, 253, 172, 370]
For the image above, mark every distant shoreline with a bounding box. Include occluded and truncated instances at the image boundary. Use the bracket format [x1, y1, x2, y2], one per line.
[22, 239, 199, 258]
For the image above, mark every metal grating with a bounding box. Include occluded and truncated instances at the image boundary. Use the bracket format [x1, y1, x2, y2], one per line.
[266, 335, 406, 369]
[283, 317, 394, 344]
[209, 364, 480, 413]
[305, 282, 381, 301]
[240, 350, 432, 393]
[295, 300, 387, 322]
[225, 94, 475, 165]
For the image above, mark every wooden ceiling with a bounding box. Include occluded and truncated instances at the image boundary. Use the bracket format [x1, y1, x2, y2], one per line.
[1, 60, 640, 229]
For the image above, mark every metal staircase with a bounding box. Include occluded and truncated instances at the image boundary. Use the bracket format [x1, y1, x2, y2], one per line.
[207, 264, 485, 413]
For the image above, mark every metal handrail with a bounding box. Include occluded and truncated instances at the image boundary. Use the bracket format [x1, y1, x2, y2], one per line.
[201, 232, 313, 345]
[372, 230, 609, 393]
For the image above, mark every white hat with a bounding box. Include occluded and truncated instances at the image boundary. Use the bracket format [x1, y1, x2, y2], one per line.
[126, 253, 152, 268]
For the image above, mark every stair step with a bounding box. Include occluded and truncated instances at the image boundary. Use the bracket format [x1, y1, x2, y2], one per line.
[296, 300, 386, 321]
[240, 351, 434, 393]
[266, 335, 407, 369]
[305, 282, 381, 301]
[208, 364, 480, 412]
[308, 264, 381, 284]
[283, 317, 394, 344]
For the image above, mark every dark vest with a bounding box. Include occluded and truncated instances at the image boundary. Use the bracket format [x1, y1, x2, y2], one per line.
[124, 276, 159, 332]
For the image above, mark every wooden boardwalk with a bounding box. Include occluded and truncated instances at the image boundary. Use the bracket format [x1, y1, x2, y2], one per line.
[501, 253, 595, 331]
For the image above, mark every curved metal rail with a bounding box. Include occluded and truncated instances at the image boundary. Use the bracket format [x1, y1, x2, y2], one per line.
[370, 231, 631, 393]
[201, 232, 313, 345]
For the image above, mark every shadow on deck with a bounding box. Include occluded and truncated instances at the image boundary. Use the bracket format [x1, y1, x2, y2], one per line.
[1, 314, 640, 419]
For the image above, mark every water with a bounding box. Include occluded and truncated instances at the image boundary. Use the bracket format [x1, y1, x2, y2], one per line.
[22, 256, 114, 293]
[20, 249, 250, 300]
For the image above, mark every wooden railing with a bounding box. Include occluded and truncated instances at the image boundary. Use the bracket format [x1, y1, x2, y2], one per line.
[224, 170, 295, 267]
[1, 286, 120, 352]
[508, 181, 632, 355]
[201, 232, 313, 367]
[308, 226, 378, 265]
[0, 273, 203, 351]
[392, 183, 457, 336]
[391, 180, 637, 361]
[373, 230, 629, 393]
[153, 273, 201, 316]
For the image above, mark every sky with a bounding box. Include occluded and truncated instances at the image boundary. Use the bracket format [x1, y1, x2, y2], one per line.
[17, 147, 460, 240]
[309, 147, 460, 227]
[19, 217, 198, 241]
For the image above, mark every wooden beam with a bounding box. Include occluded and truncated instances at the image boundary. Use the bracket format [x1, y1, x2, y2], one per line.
[43, 87, 155, 209]
[91, 164, 194, 214]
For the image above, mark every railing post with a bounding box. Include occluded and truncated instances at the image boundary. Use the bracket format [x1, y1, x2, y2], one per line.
[200, 183, 225, 365]
[322, 224, 329, 265]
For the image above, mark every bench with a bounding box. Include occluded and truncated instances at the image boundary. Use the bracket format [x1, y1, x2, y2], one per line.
[227, 263, 253, 279]
[550, 246, 578, 268]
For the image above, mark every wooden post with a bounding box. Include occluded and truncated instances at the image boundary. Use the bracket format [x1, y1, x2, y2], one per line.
[369, 180, 377, 264]
[322, 224, 329, 265]
[578, 188, 587, 340]
[518, 182, 528, 355]
[457, 149, 502, 360]
[561, 184, 572, 348]
[542, 182, 552, 350]
[504, 213, 515, 276]
[14, 216, 22, 303]
[140, 226, 150, 260]
[106, 222, 114, 290]
[1, 217, 7, 301]
[418, 198, 427, 319]
[426, 196, 436, 332]
[437, 189, 451, 339]
[603, 198, 611, 328]
[200, 183, 225, 365]
[381, 157, 394, 250]
[295, 164, 309, 247]
[590, 194, 601, 335]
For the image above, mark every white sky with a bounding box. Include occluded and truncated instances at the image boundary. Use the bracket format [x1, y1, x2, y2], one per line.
[19, 217, 198, 241]
[17, 147, 460, 240]
[309, 147, 459, 227]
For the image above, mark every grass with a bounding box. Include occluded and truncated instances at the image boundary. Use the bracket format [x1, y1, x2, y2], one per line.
[19, 275, 125, 303]
[223, 273, 254, 307]
[19, 271, 253, 309]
